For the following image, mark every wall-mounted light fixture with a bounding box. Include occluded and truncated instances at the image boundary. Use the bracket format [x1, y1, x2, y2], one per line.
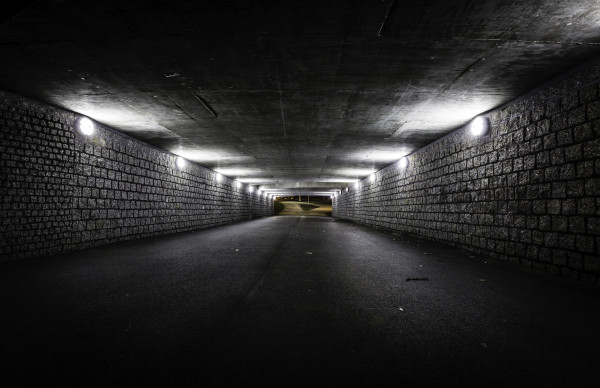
[369, 174, 376, 183]
[77, 117, 95, 136]
[399, 156, 409, 169]
[470, 116, 489, 137]
[248, 186, 254, 193]
[215, 172, 222, 182]
[236, 181, 241, 189]
[176, 156, 186, 169]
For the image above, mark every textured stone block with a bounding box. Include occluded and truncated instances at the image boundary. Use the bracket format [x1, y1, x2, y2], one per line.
[584, 254, 600, 272]
[587, 100, 600, 120]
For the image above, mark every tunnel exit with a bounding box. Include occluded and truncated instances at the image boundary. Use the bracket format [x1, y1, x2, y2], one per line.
[274, 196, 332, 216]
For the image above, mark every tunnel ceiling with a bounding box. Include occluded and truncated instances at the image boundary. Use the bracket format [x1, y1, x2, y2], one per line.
[1, 1, 600, 192]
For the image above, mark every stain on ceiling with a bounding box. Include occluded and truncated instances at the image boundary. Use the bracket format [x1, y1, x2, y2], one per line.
[1, 0, 600, 192]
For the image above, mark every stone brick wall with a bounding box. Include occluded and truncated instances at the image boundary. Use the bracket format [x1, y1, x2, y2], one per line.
[334, 62, 600, 286]
[0, 91, 272, 262]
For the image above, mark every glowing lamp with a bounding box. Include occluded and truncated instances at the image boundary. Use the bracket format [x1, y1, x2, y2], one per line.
[399, 157, 409, 169]
[471, 116, 489, 136]
[78, 117, 95, 136]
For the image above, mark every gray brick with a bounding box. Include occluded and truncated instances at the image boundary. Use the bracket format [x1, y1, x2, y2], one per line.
[579, 84, 598, 103]
[584, 255, 600, 273]
[562, 199, 577, 215]
[567, 252, 584, 269]
[564, 144, 582, 161]
[577, 198, 596, 215]
[566, 180, 585, 197]
[547, 200, 561, 215]
[576, 236, 595, 254]
[551, 113, 569, 133]
[568, 106, 586, 126]
[577, 161, 595, 178]
[569, 216, 586, 233]
[585, 178, 600, 195]
[556, 129, 573, 146]
[573, 123, 594, 142]
[583, 138, 600, 159]
[551, 249, 568, 266]
[587, 100, 600, 120]
[547, 100, 562, 117]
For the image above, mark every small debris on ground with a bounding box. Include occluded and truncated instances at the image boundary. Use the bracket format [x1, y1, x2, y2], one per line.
[306, 251, 313, 255]
[480, 342, 488, 348]
[398, 307, 404, 311]
[479, 279, 486, 282]
[235, 249, 240, 252]
[406, 277, 429, 282]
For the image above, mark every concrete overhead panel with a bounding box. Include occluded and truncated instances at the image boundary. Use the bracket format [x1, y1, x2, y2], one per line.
[1, 0, 600, 193]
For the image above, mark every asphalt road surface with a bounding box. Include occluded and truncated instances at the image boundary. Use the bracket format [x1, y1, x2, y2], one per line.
[1, 216, 599, 387]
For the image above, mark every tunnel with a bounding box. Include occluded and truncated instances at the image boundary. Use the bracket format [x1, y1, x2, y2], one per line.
[1, 1, 600, 387]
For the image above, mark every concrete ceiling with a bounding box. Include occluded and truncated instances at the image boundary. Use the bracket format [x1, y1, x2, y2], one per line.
[2, 0, 600, 193]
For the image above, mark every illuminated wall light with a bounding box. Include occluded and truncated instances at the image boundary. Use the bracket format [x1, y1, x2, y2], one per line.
[176, 156, 186, 169]
[369, 173, 376, 183]
[236, 181, 241, 189]
[399, 156, 409, 169]
[215, 172, 222, 182]
[354, 182, 360, 189]
[470, 116, 489, 137]
[77, 116, 95, 136]
[248, 186, 254, 193]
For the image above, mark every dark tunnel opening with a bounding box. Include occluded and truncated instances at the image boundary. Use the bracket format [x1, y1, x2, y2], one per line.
[274, 196, 333, 216]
